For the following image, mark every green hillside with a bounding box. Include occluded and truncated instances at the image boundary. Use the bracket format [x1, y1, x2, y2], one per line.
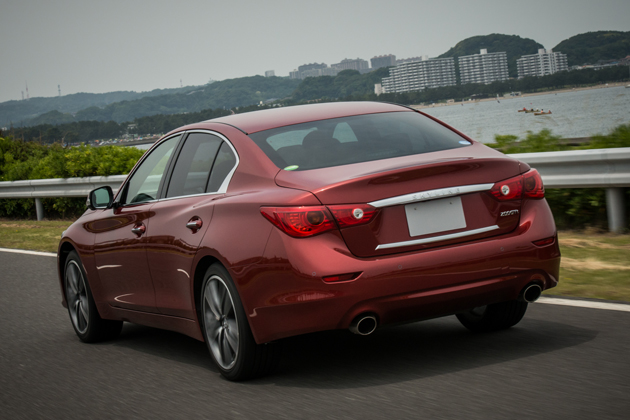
[552, 31, 630, 65]
[291, 68, 390, 102]
[0, 86, 199, 127]
[13, 76, 299, 126]
[438, 33, 543, 77]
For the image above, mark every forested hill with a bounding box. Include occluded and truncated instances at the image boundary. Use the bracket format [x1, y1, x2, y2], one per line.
[438, 34, 543, 77]
[553, 31, 630, 65]
[0, 86, 199, 127]
[3, 76, 300, 126]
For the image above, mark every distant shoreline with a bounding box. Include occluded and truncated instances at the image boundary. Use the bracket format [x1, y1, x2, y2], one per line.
[411, 82, 627, 110]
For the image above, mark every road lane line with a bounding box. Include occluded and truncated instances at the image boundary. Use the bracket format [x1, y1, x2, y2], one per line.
[0, 247, 56, 257]
[538, 296, 630, 313]
[1, 247, 629, 313]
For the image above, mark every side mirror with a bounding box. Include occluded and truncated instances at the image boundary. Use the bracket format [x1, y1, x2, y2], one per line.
[87, 186, 114, 210]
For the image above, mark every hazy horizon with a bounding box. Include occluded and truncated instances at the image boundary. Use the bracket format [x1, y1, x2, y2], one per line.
[1, 0, 629, 103]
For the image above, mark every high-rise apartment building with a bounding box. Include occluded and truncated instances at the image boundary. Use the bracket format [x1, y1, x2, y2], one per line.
[371, 55, 396, 70]
[517, 49, 568, 78]
[458, 49, 509, 85]
[265, 70, 275, 77]
[381, 57, 456, 93]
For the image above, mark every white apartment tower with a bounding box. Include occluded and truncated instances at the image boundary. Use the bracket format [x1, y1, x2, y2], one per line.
[458, 49, 509, 85]
[381, 57, 457, 93]
[517, 49, 568, 78]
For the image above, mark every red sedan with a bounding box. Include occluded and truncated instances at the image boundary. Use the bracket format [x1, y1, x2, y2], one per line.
[57, 102, 560, 380]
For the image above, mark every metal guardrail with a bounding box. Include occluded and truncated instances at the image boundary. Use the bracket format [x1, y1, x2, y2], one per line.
[0, 175, 126, 199]
[0, 148, 628, 231]
[511, 148, 630, 189]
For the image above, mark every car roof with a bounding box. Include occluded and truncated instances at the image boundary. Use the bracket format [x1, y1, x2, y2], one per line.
[207, 101, 412, 134]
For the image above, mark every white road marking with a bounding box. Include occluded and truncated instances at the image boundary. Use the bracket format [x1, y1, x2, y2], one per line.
[1, 247, 629, 312]
[538, 296, 630, 313]
[0, 247, 56, 258]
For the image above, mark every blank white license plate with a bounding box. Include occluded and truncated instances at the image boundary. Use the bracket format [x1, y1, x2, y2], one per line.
[405, 196, 466, 237]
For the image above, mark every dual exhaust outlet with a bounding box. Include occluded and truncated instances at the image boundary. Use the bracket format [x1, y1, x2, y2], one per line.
[349, 283, 542, 335]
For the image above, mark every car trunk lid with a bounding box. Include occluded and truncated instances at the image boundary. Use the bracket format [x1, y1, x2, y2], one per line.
[275, 144, 524, 257]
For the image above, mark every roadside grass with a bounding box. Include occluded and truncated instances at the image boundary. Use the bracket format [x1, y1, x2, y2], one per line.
[1, 221, 628, 302]
[0, 219, 72, 253]
[548, 232, 630, 302]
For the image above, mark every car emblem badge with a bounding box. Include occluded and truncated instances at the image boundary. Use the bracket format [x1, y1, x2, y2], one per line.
[500, 209, 519, 217]
[501, 185, 510, 195]
[352, 208, 364, 220]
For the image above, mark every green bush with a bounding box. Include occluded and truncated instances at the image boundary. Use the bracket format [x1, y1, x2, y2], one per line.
[0, 137, 144, 218]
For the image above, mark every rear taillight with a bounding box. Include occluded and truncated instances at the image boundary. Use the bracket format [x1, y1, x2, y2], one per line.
[261, 204, 379, 238]
[490, 169, 544, 201]
[523, 169, 545, 198]
[260, 206, 336, 238]
[327, 204, 379, 228]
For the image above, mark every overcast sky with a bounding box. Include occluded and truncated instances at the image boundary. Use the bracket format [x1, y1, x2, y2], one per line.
[1, 0, 628, 103]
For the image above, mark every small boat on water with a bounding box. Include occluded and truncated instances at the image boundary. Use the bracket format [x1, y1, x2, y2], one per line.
[534, 110, 552, 115]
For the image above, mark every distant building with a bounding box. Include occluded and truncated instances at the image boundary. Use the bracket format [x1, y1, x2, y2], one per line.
[265, 70, 275, 77]
[299, 63, 328, 73]
[374, 83, 383, 95]
[332, 58, 370, 72]
[371, 55, 396, 70]
[458, 49, 509, 85]
[290, 63, 340, 79]
[396, 56, 426, 65]
[517, 49, 568, 78]
[381, 57, 457, 93]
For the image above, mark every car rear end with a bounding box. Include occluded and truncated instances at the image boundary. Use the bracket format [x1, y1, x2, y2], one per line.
[239, 107, 560, 344]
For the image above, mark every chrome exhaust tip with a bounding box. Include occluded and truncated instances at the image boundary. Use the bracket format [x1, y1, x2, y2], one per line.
[521, 283, 542, 303]
[349, 315, 378, 336]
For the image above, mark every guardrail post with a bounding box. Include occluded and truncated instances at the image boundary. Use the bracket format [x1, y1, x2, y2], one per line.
[35, 198, 44, 221]
[606, 188, 626, 233]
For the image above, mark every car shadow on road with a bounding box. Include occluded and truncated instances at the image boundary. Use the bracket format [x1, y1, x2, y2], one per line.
[107, 315, 596, 388]
[112, 323, 219, 373]
[252, 316, 597, 389]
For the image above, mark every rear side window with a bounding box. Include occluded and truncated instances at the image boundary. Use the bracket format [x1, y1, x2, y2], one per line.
[207, 142, 237, 193]
[248, 111, 471, 171]
[166, 133, 222, 198]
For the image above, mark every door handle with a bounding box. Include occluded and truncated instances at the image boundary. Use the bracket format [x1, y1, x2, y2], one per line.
[186, 218, 202, 232]
[131, 224, 146, 236]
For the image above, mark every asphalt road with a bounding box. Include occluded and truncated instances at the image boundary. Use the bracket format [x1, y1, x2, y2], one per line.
[1, 251, 628, 420]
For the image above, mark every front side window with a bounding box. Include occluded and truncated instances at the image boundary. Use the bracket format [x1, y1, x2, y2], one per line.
[248, 111, 471, 171]
[122, 135, 180, 204]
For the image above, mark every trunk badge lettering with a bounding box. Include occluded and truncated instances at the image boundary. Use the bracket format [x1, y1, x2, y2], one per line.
[500, 209, 519, 216]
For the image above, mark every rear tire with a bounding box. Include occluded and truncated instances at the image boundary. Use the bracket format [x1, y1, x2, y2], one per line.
[456, 300, 528, 332]
[64, 251, 123, 342]
[200, 264, 280, 381]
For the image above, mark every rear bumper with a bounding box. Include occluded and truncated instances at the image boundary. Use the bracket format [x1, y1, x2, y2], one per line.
[236, 198, 560, 344]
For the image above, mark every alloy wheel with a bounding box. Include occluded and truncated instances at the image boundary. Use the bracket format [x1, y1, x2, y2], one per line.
[203, 275, 239, 370]
[65, 260, 89, 334]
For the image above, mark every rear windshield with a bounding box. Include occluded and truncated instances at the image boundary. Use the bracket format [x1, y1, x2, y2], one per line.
[248, 111, 471, 171]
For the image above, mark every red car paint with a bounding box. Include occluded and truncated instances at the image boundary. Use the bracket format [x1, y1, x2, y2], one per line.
[58, 102, 560, 345]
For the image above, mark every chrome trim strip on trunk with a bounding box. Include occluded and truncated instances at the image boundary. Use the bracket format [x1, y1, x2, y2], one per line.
[368, 183, 494, 208]
[375, 225, 500, 250]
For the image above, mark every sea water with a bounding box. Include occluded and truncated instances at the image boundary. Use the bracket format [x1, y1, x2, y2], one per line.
[421, 85, 630, 143]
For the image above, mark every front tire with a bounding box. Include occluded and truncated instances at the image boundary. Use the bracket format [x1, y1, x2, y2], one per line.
[456, 300, 528, 332]
[200, 264, 280, 381]
[64, 251, 123, 342]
